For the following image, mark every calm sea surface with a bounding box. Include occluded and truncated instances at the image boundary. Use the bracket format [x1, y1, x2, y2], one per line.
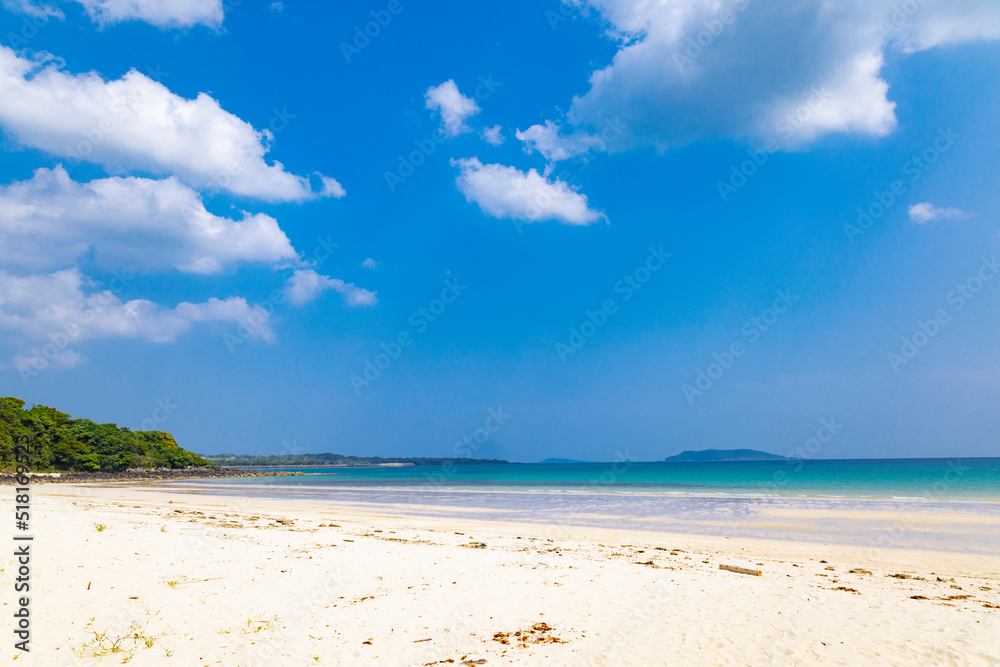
[162, 459, 1000, 553]
[178, 458, 1000, 499]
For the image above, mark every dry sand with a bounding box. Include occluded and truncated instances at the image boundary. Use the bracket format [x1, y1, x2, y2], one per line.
[2, 484, 998, 666]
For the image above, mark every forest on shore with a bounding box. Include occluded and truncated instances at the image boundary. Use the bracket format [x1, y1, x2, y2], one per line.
[0, 397, 210, 472]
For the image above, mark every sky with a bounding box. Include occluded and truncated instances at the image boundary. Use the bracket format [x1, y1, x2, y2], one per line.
[1, 0, 999, 462]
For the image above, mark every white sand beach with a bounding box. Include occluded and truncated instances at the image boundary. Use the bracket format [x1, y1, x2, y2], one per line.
[3, 484, 998, 666]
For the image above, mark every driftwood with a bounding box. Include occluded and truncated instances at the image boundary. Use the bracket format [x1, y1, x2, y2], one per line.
[720, 564, 762, 576]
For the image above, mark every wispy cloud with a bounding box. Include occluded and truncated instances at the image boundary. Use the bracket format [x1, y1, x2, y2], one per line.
[908, 202, 972, 224]
[284, 270, 377, 307]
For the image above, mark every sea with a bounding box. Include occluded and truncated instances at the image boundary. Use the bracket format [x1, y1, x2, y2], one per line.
[166, 458, 1000, 554]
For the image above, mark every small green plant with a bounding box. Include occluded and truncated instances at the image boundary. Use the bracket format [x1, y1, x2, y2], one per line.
[240, 613, 277, 636]
[73, 613, 172, 663]
[94, 524, 107, 532]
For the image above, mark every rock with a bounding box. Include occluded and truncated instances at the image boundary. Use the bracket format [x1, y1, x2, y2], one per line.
[0, 467, 308, 485]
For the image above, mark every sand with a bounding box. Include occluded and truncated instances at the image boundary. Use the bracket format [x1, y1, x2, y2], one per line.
[2, 484, 998, 666]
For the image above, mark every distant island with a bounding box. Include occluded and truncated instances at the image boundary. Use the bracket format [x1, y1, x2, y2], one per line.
[665, 448, 786, 462]
[1, 396, 210, 472]
[205, 453, 511, 467]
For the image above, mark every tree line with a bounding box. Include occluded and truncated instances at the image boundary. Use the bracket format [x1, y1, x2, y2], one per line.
[0, 397, 210, 472]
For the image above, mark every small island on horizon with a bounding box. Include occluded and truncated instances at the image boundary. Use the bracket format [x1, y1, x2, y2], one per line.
[664, 448, 786, 462]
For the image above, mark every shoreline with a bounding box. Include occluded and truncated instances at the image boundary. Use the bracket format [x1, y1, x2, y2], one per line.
[158, 476, 1000, 502]
[6, 484, 997, 665]
[35, 483, 1000, 569]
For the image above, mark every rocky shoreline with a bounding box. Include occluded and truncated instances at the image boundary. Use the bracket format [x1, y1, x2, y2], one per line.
[0, 467, 310, 485]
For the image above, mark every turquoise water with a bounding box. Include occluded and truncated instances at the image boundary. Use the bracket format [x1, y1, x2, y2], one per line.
[192, 458, 1000, 500]
[168, 459, 1000, 552]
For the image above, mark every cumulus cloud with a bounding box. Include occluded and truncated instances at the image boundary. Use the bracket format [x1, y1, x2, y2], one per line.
[0, 166, 298, 274]
[908, 202, 972, 224]
[73, 0, 225, 29]
[425, 80, 480, 137]
[515, 120, 610, 162]
[0, 46, 341, 201]
[361, 258, 379, 269]
[482, 125, 504, 146]
[549, 0, 1000, 152]
[284, 270, 378, 307]
[0, 268, 274, 346]
[451, 157, 605, 225]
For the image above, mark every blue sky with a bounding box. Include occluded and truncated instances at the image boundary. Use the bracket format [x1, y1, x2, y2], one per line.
[1, 0, 999, 461]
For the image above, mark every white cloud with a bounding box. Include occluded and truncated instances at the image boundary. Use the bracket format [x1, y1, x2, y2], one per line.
[515, 120, 607, 162]
[0, 46, 340, 202]
[908, 202, 972, 224]
[270, 1, 284, 12]
[425, 80, 480, 137]
[284, 270, 377, 307]
[361, 258, 379, 269]
[13, 348, 82, 371]
[482, 125, 504, 146]
[2, 0, 63, 19]
[552, 0, 1000, 152]
[882, 0, 1000, 52]
[451, 157, 605, 226]
[317, 174, 346, 198]
[73, 0, 225, 29]
[0, 165, 298, 274]
[0, 268, 274, 346]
